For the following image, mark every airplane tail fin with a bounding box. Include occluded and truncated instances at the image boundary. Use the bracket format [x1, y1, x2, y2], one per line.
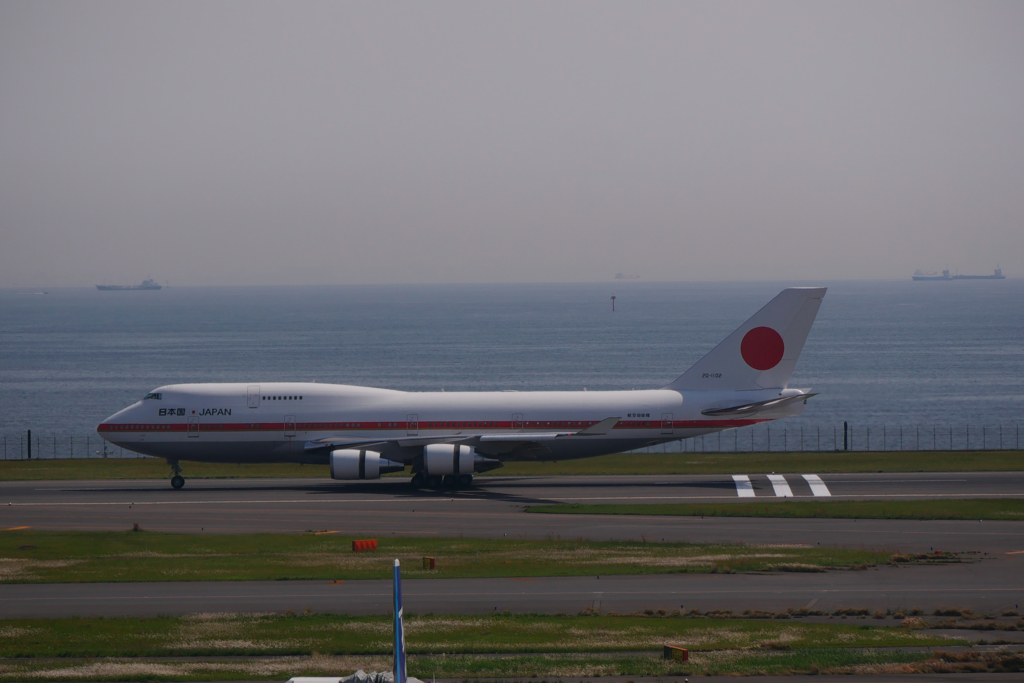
[664, 287, 826, 392]
[393, 559, 406, 683]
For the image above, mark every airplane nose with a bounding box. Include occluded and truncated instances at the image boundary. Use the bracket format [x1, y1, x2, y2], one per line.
[98, 412, 121, 442]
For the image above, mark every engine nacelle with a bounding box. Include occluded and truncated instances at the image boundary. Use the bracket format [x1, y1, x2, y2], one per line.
[423, 444, 502, 476]
[330, 449, 405, 480]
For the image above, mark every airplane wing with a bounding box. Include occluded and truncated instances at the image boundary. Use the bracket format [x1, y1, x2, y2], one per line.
[700, 393, 817, 417]
[304, 417, 622, 459]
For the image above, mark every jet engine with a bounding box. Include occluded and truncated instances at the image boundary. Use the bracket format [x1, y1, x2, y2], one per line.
[330, 449, 405, 480]
[423, 444, 502, 475]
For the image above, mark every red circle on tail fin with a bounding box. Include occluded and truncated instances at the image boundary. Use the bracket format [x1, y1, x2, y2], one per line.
[740, 327, 784, 371]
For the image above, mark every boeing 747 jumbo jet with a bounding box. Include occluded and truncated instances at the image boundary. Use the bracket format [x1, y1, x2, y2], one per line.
[98, 287, 825, 489]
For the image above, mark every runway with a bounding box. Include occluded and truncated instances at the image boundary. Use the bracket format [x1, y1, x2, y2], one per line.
[3, 472, 1023, 552]
[2, 559, 1023, 618]
[3, 473, 1023, 618]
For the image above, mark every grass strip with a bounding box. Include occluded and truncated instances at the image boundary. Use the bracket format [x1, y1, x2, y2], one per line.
[1, 530, 893, 583]
[3, 449, 1023, 481]
[495, 450, 1024, 476]
[0, 459, 330, 481]
[526, 498, 1024, 521]
[0, 612, 958, 658]
[0, 649, 957, 681]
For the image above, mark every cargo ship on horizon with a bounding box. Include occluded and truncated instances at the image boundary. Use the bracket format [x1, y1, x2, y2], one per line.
[96, 278, 162, 291]
[912, 268, 1005, 281]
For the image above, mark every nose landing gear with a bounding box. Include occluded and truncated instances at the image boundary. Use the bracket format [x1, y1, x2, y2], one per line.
[169, 462, 185, 490]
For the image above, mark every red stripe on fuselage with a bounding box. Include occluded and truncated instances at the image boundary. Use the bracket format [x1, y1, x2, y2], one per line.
[97, 419, 769, 433]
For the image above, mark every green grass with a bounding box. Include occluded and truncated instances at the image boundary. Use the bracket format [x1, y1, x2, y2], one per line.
[1, 613, 1007, 680]
[527, 498, 1024, 521]
[0, 458, 331, 480]
[3, 449, 1023, 481]
[494, 449, 1024, 475]
[0, 612, 957, 658]
[0, 530, 895, 583]
[0, 649, 950, 681]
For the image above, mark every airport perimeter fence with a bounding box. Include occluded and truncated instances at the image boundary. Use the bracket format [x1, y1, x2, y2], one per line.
[1, 423, 1022, 460]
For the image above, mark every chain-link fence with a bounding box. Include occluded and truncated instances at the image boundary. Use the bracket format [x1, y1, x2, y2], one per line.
[642, 423, 1023, 453]
[2, 423, 1022, 460]
[1, 433, 144, 460]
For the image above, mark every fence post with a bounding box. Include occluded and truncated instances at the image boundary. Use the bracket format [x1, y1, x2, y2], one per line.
[843, 422, 848, 451]
[27, 430, 32, 459]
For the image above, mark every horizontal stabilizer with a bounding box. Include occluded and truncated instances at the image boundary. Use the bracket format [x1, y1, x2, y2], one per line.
[700, 393, 817, 417]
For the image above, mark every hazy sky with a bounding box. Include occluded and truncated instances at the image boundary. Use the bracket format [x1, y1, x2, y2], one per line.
[2, 1, 1022, 286]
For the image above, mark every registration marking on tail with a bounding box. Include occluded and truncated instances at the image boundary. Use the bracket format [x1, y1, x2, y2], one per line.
[767, 474, 793, 498]
[732, 475, 756, 498]
[802, 474, 831, 497]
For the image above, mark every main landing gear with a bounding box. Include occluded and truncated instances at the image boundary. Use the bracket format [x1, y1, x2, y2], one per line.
[410, 472, 473, 490]
[169, 462, 185, 490]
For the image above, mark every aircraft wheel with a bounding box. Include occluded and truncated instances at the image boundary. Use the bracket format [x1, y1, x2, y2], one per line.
[427, 475, 444, 489]
[457, 474, 473, 488]
[170, 475, 185, 490]
[410, 472, 426, 489]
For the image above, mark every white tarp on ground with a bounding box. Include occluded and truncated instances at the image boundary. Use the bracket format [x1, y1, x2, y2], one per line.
[288, 671, 425, 683]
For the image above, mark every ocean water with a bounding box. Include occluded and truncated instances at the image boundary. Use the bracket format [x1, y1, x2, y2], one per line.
[1, 280, 1022, 446]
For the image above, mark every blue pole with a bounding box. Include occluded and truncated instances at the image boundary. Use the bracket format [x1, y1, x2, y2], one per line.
[393, 559, 406, 683]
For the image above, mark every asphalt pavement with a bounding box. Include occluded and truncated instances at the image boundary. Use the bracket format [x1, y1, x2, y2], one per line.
[3, 472, 1023, 618]
[2, 558, 1023, 619]
[4, 471, 1023, 541]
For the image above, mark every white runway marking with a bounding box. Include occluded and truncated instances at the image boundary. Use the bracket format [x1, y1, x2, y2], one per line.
[767, 474, 793, 497]
[732, 474, 756, 498]
[803, 474, 831, 497]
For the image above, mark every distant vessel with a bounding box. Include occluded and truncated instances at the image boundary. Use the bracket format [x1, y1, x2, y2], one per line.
[912, 268, 1006, 281]
[615, 273, 639, 280]
[952, 268, 1005, 280]
[912, 269, 951, 281]
[96, 279, 162, 291]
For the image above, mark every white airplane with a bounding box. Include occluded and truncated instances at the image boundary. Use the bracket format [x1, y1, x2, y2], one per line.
[98, 287, 825, 490]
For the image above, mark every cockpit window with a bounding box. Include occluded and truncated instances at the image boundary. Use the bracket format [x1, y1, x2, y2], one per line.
[144, 393, 162, 400]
